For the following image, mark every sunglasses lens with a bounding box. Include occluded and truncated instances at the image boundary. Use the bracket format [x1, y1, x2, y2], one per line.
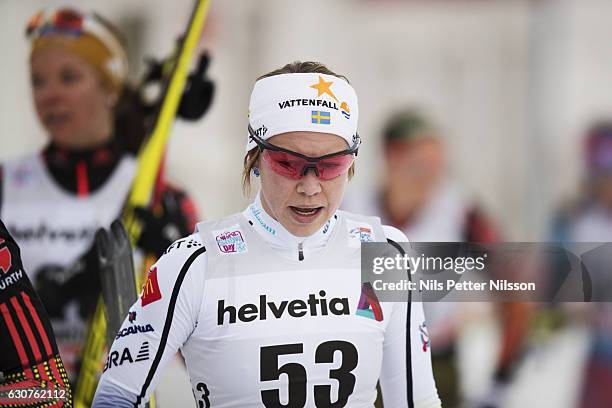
[317, 154, 355, 180]
[262, 150, 354, 180]
[263, 150, 303, 179]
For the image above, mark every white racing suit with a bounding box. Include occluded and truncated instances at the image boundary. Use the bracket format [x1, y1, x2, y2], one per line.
[93, 195, 441, 407]
[1, 153, 135, 380]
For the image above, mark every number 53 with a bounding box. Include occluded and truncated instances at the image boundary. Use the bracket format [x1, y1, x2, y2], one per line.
[260, 340, 358, 408]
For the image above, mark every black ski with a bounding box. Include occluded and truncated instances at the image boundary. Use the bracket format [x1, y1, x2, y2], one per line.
[95, 220, 137, 346]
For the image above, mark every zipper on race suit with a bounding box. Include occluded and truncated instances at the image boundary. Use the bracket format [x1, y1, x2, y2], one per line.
[298, 242, 304, 261]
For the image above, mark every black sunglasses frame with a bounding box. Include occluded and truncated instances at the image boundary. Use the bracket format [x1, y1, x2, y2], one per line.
[248, 124, 360, 162]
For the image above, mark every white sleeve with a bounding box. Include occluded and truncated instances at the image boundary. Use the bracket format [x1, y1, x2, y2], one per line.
[380, 225, 442, 408]
[92, 234, 207, 407]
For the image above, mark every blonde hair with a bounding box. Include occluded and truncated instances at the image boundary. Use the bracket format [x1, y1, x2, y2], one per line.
[242, 61, 356, 195]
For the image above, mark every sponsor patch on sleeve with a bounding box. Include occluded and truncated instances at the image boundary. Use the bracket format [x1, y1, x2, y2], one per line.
[0, 241, 12, 275]
[214, 225, 248, 254]
[419, 322, 430, 352]
[141, 266, 162, 307]
[0, 238, 24, 292]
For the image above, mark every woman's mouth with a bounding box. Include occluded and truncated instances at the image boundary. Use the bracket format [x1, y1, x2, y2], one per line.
[44, 112, 70, 129]
[289, 206, 323, 223]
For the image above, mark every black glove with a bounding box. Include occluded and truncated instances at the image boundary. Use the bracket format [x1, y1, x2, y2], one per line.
[134, 189, 195, 257]
[35, 244, 101, 319]
[178, 52, 215, 121]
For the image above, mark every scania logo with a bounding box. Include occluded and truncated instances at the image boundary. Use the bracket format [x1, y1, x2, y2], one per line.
[115, 324, 154, 339]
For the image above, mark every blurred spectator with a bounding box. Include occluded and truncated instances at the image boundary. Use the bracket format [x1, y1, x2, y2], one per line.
[0, 8, 198, 384]
[344, 109, 501, 407]
[346, 110, 497, 242]
[551, 121, 612, 408]
[552, 122, 612, 241]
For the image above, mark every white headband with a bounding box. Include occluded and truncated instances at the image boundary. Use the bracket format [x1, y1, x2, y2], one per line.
[84, 16, 129, 83]
[247, 73, 359, 151]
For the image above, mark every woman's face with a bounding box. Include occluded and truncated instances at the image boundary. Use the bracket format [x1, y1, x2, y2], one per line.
[385, 137, 445, 194]
[259, 131, 350, 237]
[30, 46, 116, 149]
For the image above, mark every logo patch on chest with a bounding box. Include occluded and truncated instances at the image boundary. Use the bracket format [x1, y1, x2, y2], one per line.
[346, 220, 375, 247]
[356, 282, 384, 322]
[214, 225, 248, 254]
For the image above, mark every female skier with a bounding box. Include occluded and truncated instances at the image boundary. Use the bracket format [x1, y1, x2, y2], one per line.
[93, 61, 441, 408]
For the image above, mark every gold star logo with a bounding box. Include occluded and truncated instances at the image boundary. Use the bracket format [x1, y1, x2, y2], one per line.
[310, 75, 339, 102]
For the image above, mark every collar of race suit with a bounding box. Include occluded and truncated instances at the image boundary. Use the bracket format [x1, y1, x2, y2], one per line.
[42, 138, 125, 197]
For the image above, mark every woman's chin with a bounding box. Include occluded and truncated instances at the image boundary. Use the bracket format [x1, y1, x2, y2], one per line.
[48, 131, 81, 148]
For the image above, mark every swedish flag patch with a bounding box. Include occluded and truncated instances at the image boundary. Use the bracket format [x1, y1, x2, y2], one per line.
[311, 110, 331, 125]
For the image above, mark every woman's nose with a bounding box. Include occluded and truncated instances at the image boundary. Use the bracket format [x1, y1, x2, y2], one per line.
[296, 169, 322, 196]
[35, 80, 63, 106]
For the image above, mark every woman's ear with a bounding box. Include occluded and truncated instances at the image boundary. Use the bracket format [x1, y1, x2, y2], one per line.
[252, 155, 262, 177]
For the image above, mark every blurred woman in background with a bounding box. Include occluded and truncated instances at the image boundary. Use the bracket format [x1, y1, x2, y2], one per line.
[0, 8, 197, 384]
[552, 122, 612, 408]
